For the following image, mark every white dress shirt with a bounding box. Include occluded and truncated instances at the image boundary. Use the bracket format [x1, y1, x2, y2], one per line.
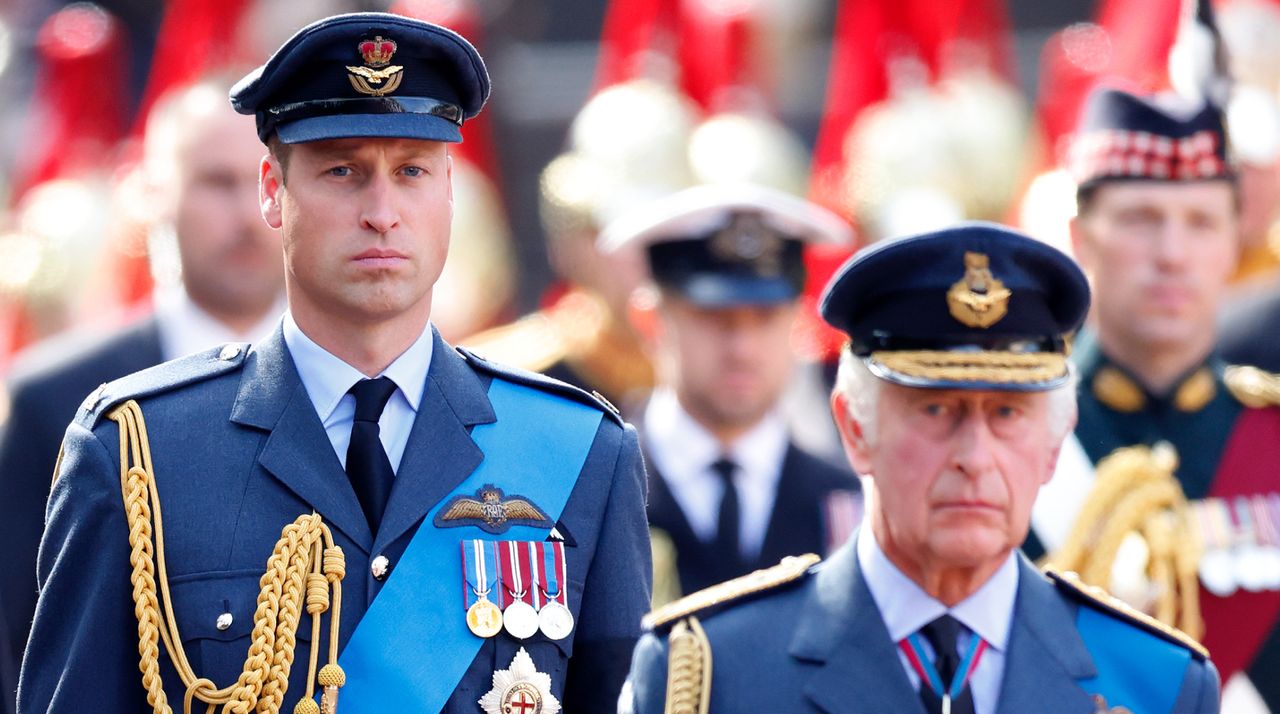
[282, 312, 433, 472]
[154, 287, 285, 361]
[642, 387, 789, 560]
[857, 528, 1017, 714]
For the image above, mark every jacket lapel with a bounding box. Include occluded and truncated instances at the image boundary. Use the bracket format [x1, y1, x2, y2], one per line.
[230, 328, 374, 552]
[793, 542, 924, 714]
[373, 332, 495, 553]
[996, 557, 1098, 714]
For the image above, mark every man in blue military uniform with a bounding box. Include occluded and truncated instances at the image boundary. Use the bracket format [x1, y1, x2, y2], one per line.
[600, 185, 861, 604]
[18, 13, 649, 713]
[1024, 85, 1280, 709]
[623, 223, 1219, 714]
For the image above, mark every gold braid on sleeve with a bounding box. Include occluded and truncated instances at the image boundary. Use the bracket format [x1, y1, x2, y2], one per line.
[664, 616, 711, 714]
[109, 400, 347, 714]
[1046, 442, 1203, 640]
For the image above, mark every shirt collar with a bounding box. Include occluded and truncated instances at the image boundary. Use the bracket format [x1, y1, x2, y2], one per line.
[643, 387, 788, 482]
[857, 527, 1018, 651]
[282, 312, 433, 425]
[155, 286, 285, 361]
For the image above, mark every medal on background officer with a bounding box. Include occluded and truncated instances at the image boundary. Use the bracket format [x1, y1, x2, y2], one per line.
[599, 184, 862, 605]
[18, 13, 650, 713]
[1023, 83, 1280, 710]
[622, 223, 1220, 714]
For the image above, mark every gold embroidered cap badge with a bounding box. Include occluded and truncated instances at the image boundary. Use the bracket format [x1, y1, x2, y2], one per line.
[346, 35, 404, 96]
[946, 251, 1011, 329]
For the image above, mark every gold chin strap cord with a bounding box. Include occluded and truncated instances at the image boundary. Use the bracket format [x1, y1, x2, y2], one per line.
[1047, 442, 1203, 641]
[109, 400, 347, 714]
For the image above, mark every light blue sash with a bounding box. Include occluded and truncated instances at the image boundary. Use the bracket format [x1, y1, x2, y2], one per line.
[336, 378, 603, 711]
[1075, 606, 1191, 714]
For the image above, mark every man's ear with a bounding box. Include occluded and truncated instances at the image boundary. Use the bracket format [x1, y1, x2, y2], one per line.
[260, 154, 284, 230]
[1068, 215, 1092, 270]
[831, 391, 873, 477]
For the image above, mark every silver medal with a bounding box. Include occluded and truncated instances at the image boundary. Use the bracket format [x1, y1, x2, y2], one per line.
[538, 600, 575, 641]
[503, 599, 539, 640]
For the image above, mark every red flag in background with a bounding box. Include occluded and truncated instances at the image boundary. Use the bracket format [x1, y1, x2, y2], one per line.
[132, 0, 255, 136]
[803, 0, 1014, 362]
[9, 4, 128, 202]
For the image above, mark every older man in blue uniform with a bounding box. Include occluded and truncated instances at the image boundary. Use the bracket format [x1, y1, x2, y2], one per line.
[18, 13, 650, 713]
[623, 223, 1219, 714]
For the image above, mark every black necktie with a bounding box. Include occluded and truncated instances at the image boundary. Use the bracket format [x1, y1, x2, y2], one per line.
[918, 615, 977, 714]
[346, 377, 398, 533]
[710, 458, 741, 570]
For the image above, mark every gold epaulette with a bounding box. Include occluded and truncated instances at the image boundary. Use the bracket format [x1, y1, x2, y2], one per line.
[458, 312, 567, 374]
[642, 553, 820, 631]
[1225, 365, 1280, 409]
[1045, 568, 1209, 660]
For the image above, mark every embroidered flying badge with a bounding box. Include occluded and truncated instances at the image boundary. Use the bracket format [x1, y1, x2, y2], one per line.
[435, 484, 553, 534]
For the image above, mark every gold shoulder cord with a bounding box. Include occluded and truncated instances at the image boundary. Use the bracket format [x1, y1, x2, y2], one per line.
[109, 400, 347, 714]
[1047, 443, 1203, 640]
[664, 617, 711, 714]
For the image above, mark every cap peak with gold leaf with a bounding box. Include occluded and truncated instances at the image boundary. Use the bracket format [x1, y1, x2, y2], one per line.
[820, 221, 1090, 391]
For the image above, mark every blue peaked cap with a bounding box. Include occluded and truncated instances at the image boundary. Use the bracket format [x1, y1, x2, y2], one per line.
[230, 13, 490, 144]
[819, 222, 1090, 391]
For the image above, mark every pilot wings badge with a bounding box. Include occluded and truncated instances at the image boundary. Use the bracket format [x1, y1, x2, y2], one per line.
[435, 484, 553, 534]
[946, 251, 1012, 329]
[346, 35, 404, 96]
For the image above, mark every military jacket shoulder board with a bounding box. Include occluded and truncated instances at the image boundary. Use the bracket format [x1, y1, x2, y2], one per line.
[1224, 365, 1280, 409]
[75, 342, 249, 429]
[1046, 568, 1208, 660]
[455, 346, 622, 425]
[643, 553, 820, 632]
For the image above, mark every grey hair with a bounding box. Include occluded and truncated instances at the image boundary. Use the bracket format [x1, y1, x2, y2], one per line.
[833, 349, 1078, 446]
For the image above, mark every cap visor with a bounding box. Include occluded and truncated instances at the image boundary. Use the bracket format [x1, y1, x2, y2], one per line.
[864, 351, 1070, 392]
[276, 113, 462, 144]
[672, 275, 799, 308]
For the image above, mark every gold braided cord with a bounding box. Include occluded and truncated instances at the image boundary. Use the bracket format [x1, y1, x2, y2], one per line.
[109, 400, 346, 714]
[1047, 443, 1204, 640]
[869, 350, 1067, 384]
[664, 617, 711, 714]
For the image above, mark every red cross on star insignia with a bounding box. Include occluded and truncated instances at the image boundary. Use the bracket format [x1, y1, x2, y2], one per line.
[478, 647, 561, 714]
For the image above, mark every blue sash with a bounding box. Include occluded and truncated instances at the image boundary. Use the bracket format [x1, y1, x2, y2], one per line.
[1075, 606, 1191, 714]
[336, 378, 603, 711]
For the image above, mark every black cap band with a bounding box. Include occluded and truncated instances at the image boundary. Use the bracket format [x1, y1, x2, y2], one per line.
[263, 96, 464, 138]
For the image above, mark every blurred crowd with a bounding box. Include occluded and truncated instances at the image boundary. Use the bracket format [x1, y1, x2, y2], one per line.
[4, 0, 1280, 711]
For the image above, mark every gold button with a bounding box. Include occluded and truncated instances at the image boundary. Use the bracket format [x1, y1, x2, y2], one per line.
[216, 612, 233, 631]
[219, 344, 242, 361]
[371, 555, 390, 580]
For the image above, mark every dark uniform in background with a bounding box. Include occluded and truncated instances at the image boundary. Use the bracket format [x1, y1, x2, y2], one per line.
[624, 223, 1219, 714]
[1035, 86, 1280, 710]
[0, 320, 162, 711]
[601, 185, 861, 603]
[17, 14, 650, 713]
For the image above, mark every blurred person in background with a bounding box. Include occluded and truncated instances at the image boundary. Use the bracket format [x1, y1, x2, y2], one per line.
[1030, 84, 1280, 712]
[0, 75, 283, 712]
[604, 184, 861, 606]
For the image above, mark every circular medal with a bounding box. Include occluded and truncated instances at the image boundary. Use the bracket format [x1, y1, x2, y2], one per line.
[1199, 549, 1237, 597]
[1238, 545, 1267, 593]
[538, 601, 574, 641]
[467, 596, 503, 638]
[503, 600, 539, 640]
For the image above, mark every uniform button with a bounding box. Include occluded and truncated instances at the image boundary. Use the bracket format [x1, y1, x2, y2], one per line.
[216, 612, 233, 631]
[371, 555, 390, 580]
[219, 344, 242, 361]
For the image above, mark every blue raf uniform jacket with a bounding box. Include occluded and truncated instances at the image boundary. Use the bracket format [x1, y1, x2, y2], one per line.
[17, 327, 651, 712]
[625, 540, 1219, 714]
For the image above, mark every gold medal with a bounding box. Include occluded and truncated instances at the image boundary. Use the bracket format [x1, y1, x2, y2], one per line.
[537, 600, 574, 641]
[467, 595, 503, 638]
